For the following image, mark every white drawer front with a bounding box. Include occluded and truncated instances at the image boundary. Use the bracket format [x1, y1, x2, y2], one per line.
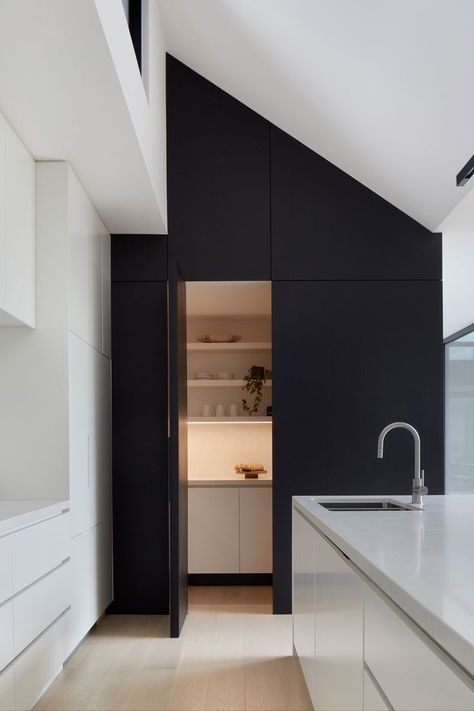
[0, 665, 15, 711]
[14, 562, 70, 657]
[0, 602, 13, 672]
[0, 537, 12, 605]
[12, 512, 70, 594]
[364, 669, 390, 711]
[15, 611, 68, 711]
[364, 584, 474, 711]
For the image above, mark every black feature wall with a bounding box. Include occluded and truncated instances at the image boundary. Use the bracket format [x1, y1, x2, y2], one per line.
[110, 235, 169, 614]
[166, 55, 271, 281]
[109, 58, 443, 617]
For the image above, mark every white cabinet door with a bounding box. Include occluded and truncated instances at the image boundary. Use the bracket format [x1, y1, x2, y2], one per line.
[89, 350, 112, 528]
[364, 669, 390, 711]
[0, 602, 14, 673]
[68, 171, 103, 352]
[0, 666, 14, 711]
[314, 529, 364, 711]
[101, 233, 111, 358]
[90, 521, 113, 622]
[292, 510, 316, 704]
[68, 531, 92, 656]
[0, 536, 12, 605]
[188, 487, 240, 573]
[364, 583, 474, 711]
[240, 488, 272, 573]
[69, 333, 92, 537]
[15, 611, 69, 711]
[4, 122, 35, 328]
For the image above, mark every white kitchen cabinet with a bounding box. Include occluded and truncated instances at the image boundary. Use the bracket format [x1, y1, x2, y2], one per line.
[11, 512, 69, 594]
[188, 487, 240, 573]
[69, 333, 92, 537]
[364, 669, 390, 711]
[292, 510, 316, 704]
[0, 666, 14, 711]
[0, 114, 35, 328]
[13, 562, 70, 657]
[15, 611, 69, 711]
[89, 350, 112, 528]
[68, 531, 92, 653]
[101, 233, 111, 358]
[240, 487, 272, 573]
[0, 602, 14, 673]
[364, 582, 474, 711]
[0, 537, 12, 605]
[314, 527, 364, 711]
[90, 521, 113, 621]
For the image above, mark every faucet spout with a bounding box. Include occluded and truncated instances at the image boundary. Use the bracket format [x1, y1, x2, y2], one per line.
[377, 422, 427, 508]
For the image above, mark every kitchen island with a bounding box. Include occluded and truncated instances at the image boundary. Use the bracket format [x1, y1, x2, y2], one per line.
[293, 495, 474, 711]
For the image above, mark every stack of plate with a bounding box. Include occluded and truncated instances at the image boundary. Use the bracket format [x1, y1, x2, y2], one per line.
[215, 372, 234, 380]
[195, 372, 214, 380]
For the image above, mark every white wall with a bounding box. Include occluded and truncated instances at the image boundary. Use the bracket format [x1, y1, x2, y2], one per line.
[188, 424, 273, 480]
[0, 166, 70, 499]
[439, 188, 474, 338]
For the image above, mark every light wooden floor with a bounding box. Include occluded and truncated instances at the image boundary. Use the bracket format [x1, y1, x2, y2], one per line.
[35, 587, 313, 711]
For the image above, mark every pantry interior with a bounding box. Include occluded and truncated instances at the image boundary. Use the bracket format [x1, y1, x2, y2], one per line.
[186, 282, 273, 585]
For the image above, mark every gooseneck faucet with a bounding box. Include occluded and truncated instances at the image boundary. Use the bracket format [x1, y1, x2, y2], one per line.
[377, 422, 428, 509]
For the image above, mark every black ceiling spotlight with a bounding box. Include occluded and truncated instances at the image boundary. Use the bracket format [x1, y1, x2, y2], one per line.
[456, 154, 474, 186]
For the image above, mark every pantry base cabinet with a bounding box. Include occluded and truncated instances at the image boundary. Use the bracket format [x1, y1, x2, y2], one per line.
[188, 484, 272, 575]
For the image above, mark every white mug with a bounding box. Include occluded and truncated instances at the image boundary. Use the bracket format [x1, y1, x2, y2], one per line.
[202, 404, 214, 417]
[215, 404, 226, 417]
[229, 403, 239, 417]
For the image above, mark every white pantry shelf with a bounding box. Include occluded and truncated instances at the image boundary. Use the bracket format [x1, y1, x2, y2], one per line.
[187, 342, 271, 352]
[188, 416, 272, 424]
[188, 379, 272, 388]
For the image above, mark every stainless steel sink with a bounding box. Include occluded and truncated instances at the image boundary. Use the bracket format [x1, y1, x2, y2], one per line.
[318, 500, 411, 512]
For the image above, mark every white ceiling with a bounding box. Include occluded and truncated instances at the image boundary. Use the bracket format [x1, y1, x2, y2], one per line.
[158, 0, 474, 231]
[186, 282, 271, 318]
[0, 0, 166, 234]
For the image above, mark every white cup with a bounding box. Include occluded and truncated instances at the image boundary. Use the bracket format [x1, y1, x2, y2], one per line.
[229, 403, 239, 417]
[215, 404, 226, 417]
[202, 404, 214, 417]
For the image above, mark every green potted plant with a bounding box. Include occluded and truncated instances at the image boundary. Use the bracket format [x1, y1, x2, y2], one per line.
[241, 366, 265, 416]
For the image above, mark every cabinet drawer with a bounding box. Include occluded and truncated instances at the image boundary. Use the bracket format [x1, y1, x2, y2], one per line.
[364, 584, 474, 710]
[0, 665, 14, 711]
[12, 513, 70, 593]
[364, 669, 390, 711]
[15, 611, 69, 711]
[0, 537, 12, 605]
[14, 562, 70, 656]
[0, 602, 13, 672]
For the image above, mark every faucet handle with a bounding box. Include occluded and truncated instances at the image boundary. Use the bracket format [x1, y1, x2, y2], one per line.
[414, 485, 428, 496]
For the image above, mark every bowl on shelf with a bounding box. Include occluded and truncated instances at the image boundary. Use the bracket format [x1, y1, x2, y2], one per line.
[215, 372, 234, 380]
[198, 334, 242, 343]
[195, 372, 214, 380]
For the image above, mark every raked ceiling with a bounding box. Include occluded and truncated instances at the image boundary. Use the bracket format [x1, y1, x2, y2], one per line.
[158, 0, 474, 231]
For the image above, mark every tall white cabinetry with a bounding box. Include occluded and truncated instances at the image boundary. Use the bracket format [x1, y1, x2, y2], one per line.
[0, 111, 35, 327]
[36, 162, 113, 654]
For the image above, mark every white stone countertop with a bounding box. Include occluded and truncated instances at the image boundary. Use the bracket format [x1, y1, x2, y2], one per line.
[293, 494, 474, 678]
[188, 474, 272, 487]
[0, 499, 70, 538]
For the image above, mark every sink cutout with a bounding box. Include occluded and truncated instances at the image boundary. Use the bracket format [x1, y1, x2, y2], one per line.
[318, 500, 411, 512]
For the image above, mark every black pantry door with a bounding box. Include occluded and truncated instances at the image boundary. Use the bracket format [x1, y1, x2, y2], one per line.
[168, 259, 188, 637]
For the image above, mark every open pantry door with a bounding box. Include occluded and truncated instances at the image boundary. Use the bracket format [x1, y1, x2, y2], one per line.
[168, 258, 188, 637]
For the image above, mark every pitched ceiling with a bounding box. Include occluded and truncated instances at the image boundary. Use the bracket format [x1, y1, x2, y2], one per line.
[158, 0, 474, 231]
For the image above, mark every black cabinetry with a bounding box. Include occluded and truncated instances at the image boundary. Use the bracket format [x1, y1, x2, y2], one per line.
[167, 56, 271, 281]
[272, 280, 444, 612]
[271, 127, 441, 281]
